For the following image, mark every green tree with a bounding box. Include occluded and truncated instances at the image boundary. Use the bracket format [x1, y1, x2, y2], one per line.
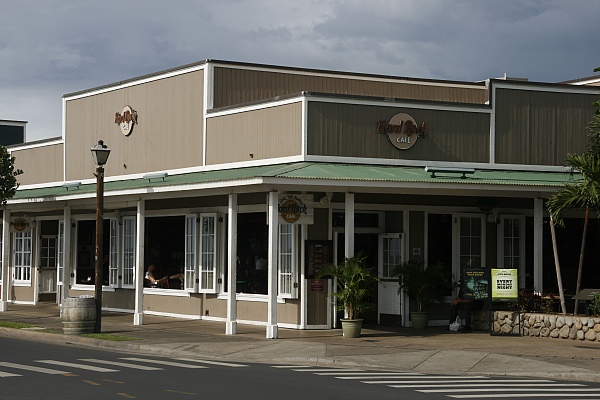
[547, 113, 600, 315]
[0, 146, 23, 204]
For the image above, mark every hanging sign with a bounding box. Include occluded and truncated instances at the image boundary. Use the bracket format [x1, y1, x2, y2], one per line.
[10, 217, 32, 233]
[278, 194, 313, 224]
[491, 268, 519, 302]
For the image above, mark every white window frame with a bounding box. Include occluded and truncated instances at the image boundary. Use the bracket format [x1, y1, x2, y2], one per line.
[0, 223, 3, 286]
[13, 231, 32, 284]
[453, 214, 486, 287]
[497, 215, 525, 288]
[184, 214, 198, 292]
[57, 221, 64, 286]
[199, 213, 217, 293]
[122, 217, 135, 288]
[108, 219, 119, 287]
[40, 235, 58, 269]
[379, 233, 403, 279]
[278, 223, 297, 299]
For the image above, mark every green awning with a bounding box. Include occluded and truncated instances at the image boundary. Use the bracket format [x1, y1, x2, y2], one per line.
[11, 162, 579, 202]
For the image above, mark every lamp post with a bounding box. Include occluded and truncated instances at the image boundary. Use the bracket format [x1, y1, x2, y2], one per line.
[90, 140, 110, 333]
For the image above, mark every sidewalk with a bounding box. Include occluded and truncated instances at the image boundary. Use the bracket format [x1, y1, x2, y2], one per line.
[1, 302, 600, 382]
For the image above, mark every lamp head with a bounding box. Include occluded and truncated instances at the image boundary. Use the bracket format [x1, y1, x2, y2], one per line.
[91, 140, 111, 167]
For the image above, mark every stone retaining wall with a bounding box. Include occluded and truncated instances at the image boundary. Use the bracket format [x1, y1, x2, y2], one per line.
[490, 311, 600, 342]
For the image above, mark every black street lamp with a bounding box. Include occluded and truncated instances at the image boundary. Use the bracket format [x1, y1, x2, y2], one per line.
[90, 140, 110, 333]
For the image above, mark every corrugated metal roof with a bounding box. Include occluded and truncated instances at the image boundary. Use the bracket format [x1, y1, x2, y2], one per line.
[275, 163, 576, 186]
[11, 162, 578, 202]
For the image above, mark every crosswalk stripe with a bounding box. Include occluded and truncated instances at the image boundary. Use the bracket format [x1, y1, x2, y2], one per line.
[334, 374, 464, 379]
[120, 357, 207, 369]
[0, 361, 69, 375]
[80, 359, 163, 371]
[36, 360, 119, 372]
[422, 387, 596, 393]
[172, 358, 248, 367]
[292, 368, 365, 372]
[0, 370, 22, 378]
[272, 365, 313, 368]
[320, 372, 422, 377]
[390, 383, 584, 389]
[450, 394, 600, 398]
[384, 379, 554, 385]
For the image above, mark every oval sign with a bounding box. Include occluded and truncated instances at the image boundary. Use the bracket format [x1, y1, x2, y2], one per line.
[114, 105, 137, 136]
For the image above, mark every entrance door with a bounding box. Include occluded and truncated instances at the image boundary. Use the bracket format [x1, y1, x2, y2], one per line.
[378, 233, 403, 326]
[39, 235, 58, 301]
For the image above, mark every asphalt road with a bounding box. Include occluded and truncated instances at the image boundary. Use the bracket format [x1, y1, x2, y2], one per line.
[2, 337, 600, 400]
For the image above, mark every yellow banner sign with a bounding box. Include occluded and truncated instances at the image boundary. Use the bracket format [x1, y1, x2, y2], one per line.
[491, 268, 519, 301]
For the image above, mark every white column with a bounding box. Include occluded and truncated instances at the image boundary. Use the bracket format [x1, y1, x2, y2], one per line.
[533, 197, 544, 293]
[62, 205, 72, 303]
[300, 223, 307, 329]
[343, 192, 355, 321]
[134, 199, 145, 325]
[266, 191, 279, 339]
[0, 209, 10, 311]
[344, 192, 355, 259]
[226, 193, 238, 335]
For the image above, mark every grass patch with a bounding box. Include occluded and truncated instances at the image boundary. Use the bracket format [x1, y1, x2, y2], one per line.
[80, 333, 140, 341]
[0, 321, 38, 329]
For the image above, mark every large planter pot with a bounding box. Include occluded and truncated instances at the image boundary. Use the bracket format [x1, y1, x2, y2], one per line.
[341, 318, 363, 338]
[410, 311, 430, 329]
[61, 296, 96, 335]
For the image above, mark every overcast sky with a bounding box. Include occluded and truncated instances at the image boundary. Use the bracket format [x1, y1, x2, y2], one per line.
[1, 0, 599, 142]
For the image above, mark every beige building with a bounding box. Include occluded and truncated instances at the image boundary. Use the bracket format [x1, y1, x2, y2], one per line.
[1, 60, 598, 336]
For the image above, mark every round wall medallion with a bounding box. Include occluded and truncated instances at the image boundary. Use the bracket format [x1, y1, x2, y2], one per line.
[114, 105, 137, 136]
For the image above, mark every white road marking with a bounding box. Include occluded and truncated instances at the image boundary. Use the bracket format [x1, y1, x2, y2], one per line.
[0, 370, 21, 377]
[292, 368, 365, 372]
[36, 360, 119, 372]
[0, 361, 69, 374]
[80, 359, 163, 371]
[334, 373, 472, 379]
[390, 383, 584, 388]
[322, 372, 423, 377]
[120, 357, 207, 369]
[421, 387, 594, 393]
[450, 393, 600, 398]
[172, 358, 248, 367]
[383, 379, 554, 385]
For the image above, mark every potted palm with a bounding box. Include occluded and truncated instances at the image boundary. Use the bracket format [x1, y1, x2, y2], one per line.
[316, 252, 381, 338]
[392, 261, 450, 329]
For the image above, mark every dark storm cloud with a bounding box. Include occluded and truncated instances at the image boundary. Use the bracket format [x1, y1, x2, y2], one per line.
[1, 0, 598, 141]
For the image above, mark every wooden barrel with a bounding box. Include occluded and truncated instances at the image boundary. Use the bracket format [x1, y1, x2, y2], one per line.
[61, 297, 96, 334]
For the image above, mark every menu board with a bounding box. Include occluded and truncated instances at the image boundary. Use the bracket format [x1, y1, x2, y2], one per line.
[305, 240, 333, 278]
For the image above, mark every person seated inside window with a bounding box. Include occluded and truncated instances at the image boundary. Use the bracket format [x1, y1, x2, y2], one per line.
[170, 266, 184, 289]
[145, 264, 168, 288]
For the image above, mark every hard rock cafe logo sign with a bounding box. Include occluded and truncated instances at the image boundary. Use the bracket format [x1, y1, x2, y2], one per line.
[114, 105, 138, 136]
[376, 113, 428, 150]
[10, 217, 31, 232]
[278, 194, 312, 224]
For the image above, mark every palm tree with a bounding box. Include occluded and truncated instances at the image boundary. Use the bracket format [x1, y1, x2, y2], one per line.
[547, 115, 600, 314]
